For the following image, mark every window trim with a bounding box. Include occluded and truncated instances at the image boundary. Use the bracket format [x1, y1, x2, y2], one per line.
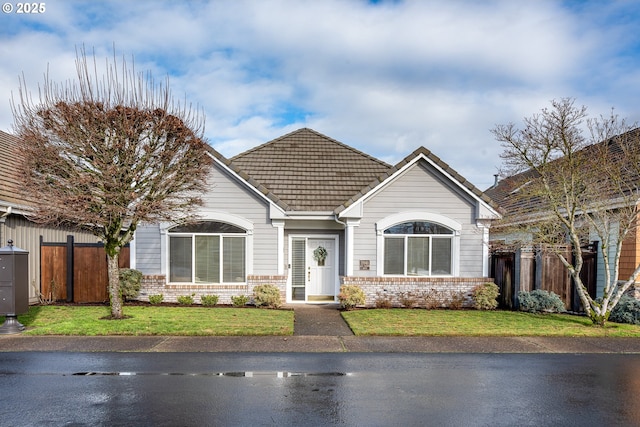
[168, 231, 246, 284]
[376, 212, 460, 276]
[160, 212, 253, 283]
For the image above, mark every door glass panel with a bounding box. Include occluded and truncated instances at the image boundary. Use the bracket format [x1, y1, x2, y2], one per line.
[291, 239, 306, 301]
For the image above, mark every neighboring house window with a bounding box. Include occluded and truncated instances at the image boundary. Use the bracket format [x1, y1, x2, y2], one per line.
[168, 221, 246, 283]
[383, 221, 453, 276]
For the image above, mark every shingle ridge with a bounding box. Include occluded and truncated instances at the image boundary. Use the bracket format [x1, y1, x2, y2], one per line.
[232, 127, 392, 169]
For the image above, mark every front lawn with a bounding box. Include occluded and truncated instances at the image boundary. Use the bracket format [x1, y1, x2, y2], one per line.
[341, 309, 640, 337]
[1, 305, 294, 336]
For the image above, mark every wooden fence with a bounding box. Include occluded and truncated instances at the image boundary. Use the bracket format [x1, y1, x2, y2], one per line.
[491, 244, 597, 312]
[40, 236, 130, 303]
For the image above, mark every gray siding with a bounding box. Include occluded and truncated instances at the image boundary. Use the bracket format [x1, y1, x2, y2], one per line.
[200, 165, 277, 275]
[353, 161, 484, 277]
[0, 215, 98, 303]
[134, 223, 161, 274]
[133, 161, 278, 277]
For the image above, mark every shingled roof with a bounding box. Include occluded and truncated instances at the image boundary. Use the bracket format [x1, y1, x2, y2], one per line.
[231, 128, 391, 212]
[484, 128, 640, 218]
[0, 130, 30, 208]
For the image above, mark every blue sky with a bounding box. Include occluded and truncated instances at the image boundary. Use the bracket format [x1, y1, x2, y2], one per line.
[1, 0, 640, 189]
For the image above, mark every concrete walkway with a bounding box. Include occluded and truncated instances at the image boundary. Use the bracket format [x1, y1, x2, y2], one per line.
[291, 303, 353, 336]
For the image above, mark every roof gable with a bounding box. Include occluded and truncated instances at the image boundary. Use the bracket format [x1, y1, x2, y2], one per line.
[337, 146, 501, 218]
[231, 128, 391, 212]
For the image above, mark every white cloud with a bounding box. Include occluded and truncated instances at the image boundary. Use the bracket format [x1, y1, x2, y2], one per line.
[1, 0, 639, 190]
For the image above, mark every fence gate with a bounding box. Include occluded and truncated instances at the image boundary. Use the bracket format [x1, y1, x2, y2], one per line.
[491, 252, 516, 309]
[491, 244, 597, 311]
[40, 235, 130, 303]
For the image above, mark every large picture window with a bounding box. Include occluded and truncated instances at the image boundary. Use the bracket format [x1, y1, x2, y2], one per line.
[168, 221, 246, 283]
[383, 221, 453, 276]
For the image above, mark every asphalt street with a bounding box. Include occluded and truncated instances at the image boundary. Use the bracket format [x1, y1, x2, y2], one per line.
[1, 352, 639, 426]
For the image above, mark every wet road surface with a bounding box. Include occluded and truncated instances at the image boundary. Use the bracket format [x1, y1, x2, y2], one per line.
[1, 352, 639, 426]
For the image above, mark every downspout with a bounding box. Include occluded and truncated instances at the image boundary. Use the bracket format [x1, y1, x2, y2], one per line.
[0, 206, 12, 246]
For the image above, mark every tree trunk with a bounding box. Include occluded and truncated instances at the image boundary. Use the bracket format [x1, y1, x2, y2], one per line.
[107, 252, 124, 319]
[590, 310, 608, 327]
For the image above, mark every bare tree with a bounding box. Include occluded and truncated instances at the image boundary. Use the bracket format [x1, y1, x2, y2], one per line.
[12, 47, 212, 318]
[492, 98, 640, 326]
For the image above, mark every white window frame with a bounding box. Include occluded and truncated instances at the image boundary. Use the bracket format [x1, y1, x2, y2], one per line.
[161, 212, 253, 284]
[168, 231, 247, 284]
[376, 212, 461, 276]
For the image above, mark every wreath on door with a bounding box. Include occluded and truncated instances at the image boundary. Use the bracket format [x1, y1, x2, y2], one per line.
[313, 246, 328, 266]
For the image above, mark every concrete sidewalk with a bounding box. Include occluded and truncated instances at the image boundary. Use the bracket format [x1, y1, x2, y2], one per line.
[2, 335, 640, 353]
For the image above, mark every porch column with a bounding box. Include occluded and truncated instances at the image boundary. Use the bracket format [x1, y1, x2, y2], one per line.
[272, 220, 285, 275]
[345, 219, 360, 276]
[477, 220, 490, 277]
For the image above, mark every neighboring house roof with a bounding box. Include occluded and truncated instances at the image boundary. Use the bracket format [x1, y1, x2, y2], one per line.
[485, 127, 640, 218]
[0, 130, 30, 210]
[231, 128, 391, 212]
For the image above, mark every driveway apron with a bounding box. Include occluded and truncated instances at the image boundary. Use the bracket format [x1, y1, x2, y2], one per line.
[292, 304, 354, 336]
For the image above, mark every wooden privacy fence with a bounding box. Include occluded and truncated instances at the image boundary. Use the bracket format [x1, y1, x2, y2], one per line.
[40, 236, 130, 303]
[491, 244, 597, 312]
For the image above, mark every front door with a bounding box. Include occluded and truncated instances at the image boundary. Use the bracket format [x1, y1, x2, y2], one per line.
[290, 236, 337, 302]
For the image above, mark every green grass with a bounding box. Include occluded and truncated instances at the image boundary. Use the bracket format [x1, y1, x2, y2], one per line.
[341, 309, 640, 337]
[1, 305, 294, 336]
[6, 306, 640, 337]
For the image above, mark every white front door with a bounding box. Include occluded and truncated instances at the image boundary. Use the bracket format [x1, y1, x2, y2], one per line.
[307, 238, 336, 299]
[290, 236, 338, 302]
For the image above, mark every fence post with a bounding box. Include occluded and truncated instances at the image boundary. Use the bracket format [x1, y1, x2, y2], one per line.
[66, 235, 74, 302]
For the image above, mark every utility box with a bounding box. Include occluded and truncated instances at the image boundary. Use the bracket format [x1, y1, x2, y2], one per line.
[0, 240, 29, 334]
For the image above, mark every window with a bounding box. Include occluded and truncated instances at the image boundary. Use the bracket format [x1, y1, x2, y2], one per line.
[383, 221, 453, 276]
[168, 221, 246, 283]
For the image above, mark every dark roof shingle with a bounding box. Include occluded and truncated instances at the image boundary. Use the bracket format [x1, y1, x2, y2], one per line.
[231, 128, 391, 212]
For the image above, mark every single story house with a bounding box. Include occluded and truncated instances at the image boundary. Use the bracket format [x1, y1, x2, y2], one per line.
[0, 130, 98, 304]
[131, 128, 501, 305]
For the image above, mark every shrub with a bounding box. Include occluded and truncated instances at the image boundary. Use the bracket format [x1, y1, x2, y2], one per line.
[338, 285, 365, 310]
[518, 289, 565, 313]
[398, 291, 418, 308]
[447, 291, 466, 310]
[119, 268, 142, 301]
[375, 292, 393, 308]
[609, 295, 640, 325]
[148, 294, 164, 305]
[253, 284, 282, 308]
[471, 282, 500, 310]
[421, 288, 442, 309]
[177, 294, 195, 306]
[200, 294, 219, 307]
[231, 294, 249, 307]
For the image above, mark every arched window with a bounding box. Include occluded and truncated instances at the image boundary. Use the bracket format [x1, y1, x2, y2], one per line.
[168, 221, 246, 283]
[383, 221, 453, 276]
